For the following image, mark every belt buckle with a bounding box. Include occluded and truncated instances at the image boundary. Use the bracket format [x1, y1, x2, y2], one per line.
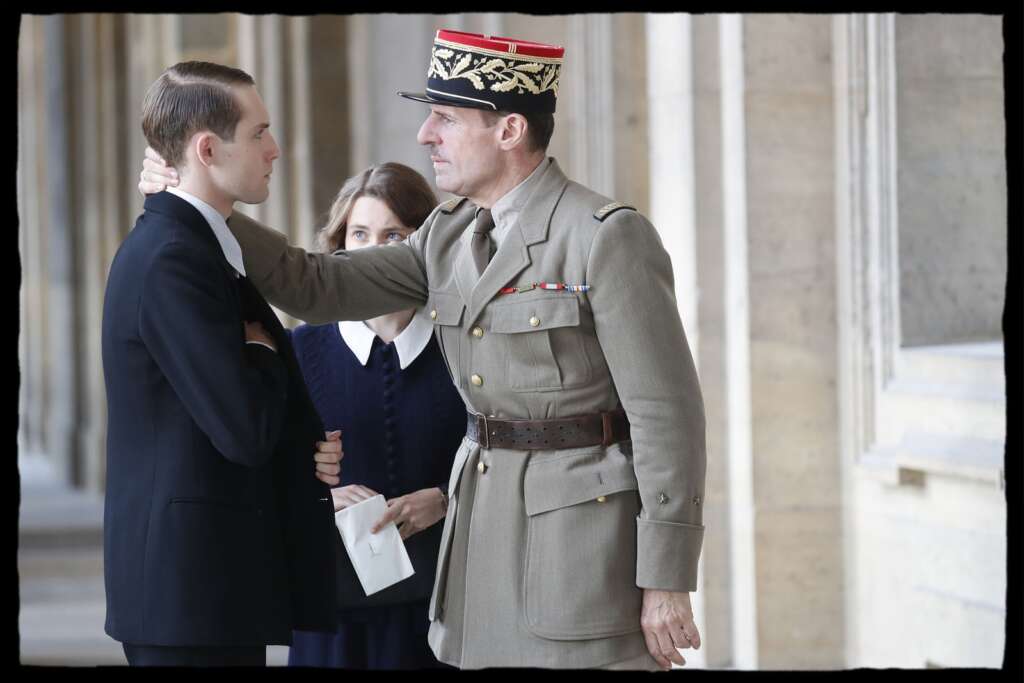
[479, 414, 490, 450]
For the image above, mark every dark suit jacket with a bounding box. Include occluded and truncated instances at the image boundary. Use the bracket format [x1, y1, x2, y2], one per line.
[101, 191, 335, 647]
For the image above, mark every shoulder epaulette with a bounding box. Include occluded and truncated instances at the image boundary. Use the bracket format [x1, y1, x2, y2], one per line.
[593, 201, 636, 221]
[439, 197, 469, 214]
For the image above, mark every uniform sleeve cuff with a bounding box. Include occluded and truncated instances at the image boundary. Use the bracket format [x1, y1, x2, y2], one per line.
[635, 517, 704, 592]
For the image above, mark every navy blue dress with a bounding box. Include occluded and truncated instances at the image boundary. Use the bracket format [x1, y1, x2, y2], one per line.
[286, 320, 465, 669]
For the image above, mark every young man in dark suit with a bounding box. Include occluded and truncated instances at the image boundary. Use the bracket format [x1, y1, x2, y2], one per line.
[101, 61, 342, 667]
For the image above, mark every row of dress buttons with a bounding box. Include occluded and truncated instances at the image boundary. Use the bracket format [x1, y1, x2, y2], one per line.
[428, 310, 541, 389]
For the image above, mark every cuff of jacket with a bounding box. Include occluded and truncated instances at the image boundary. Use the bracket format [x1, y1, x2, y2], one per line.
[635, 518, 704, 592]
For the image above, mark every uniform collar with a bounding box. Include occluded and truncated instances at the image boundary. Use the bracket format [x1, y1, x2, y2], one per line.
[165, 186, 246, 277]
[337, 308, 433, 370]
[489, 156, 550, 231]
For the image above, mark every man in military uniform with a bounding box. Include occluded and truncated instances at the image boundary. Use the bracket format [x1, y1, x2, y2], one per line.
[139, 29, 705, 670]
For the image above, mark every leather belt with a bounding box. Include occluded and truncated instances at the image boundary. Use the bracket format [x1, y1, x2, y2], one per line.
[465, 409, 630, 451]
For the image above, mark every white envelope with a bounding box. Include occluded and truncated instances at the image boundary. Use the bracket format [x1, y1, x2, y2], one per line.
[334, 494, 415, 596]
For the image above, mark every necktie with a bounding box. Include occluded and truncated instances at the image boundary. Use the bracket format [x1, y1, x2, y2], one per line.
[470, 208, 496, 278]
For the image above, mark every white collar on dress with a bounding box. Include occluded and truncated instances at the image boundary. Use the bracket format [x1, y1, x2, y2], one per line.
[337, 308, 433, 370]
[165, 186, 246, 277]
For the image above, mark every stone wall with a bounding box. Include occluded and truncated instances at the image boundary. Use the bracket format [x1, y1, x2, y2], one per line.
[895, 14, 1006, 346]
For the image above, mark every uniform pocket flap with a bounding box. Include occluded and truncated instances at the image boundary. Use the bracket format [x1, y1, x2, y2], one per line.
[490, 295, 580, 334]
[524, 451, 639, 516]
[427, 290, 465, 326]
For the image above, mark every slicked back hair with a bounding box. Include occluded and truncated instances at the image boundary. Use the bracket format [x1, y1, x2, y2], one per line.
[141, 61, 256, 167]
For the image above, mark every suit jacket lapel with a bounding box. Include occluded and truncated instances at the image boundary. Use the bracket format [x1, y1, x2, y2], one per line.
[464, 159, 571, 326]
[145, 192, 239, 281]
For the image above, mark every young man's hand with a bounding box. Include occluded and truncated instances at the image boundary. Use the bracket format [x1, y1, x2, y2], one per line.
[314, 430, 343, 486]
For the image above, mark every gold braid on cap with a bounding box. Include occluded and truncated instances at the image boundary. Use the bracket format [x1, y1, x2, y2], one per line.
[427, 44, 561, 96]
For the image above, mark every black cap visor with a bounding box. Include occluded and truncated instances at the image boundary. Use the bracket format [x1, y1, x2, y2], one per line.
[397, 90, 498, 112]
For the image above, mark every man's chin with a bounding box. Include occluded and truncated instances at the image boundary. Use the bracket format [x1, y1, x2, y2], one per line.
[434, 175, 457, 195]
[237, 191, 270, 205]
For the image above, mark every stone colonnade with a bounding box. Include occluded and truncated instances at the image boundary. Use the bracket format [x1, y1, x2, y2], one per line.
[17, 13, 1006, 669]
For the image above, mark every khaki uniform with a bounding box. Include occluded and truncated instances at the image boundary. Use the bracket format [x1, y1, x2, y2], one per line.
[226, 158, 706, 669]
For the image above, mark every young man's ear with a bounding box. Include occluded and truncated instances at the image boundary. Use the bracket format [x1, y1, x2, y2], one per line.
[191, 132, 218, 169]
[497, 113, 529, 151]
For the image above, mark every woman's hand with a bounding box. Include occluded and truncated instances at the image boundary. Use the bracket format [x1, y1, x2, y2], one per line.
[138, 146, 180, 195]
[370, 487, 446, 540]
[330, 484, 379, 512]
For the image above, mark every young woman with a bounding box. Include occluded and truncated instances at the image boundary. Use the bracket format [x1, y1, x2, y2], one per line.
[286, 163, 465, 669]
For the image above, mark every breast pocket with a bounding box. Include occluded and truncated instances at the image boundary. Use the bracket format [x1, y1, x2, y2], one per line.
[522, 445, 642, 640]
[427, 289, 465, 390]
[490, 294, 591, 392]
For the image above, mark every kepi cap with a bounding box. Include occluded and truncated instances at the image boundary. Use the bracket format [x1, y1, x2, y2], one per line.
[398, 29, 564, 114]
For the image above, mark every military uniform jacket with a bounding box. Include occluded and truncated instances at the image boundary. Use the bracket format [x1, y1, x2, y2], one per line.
[226, 157, 706, 669]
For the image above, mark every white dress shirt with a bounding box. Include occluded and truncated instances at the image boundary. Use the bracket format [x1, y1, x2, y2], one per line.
[338, 308, 434, 370]
[165, 188, 275, 352]
[165, 187, 246, 278]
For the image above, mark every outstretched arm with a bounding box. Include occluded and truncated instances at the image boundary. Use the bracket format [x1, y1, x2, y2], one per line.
[139, 147, 431, 325]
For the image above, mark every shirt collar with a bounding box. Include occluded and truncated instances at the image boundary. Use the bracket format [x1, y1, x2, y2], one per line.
[337, 308, 434, 370]
[489, 157, 550, 230]
[165, 187, 246, 277]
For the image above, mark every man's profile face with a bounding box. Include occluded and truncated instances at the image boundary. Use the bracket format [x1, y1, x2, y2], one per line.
[416, 104, 501, 198]
[209, 85, 280, 206]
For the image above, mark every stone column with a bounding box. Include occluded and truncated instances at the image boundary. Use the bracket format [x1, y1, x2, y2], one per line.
[18, 15, 49, 461]
[236, 14, 265, 225]
[567, 14, 615, 197]
[307, 15, 348, 225]
[612, 14, 650, 212]
[93, 13, 129, 494]
[72, 14, 108, 493]
[481, 12, 504, 37]
[287, 17, 315, 252]
[44, 14, 78, 487]
[644, 14, 705, 668]
[260, 15, 291, 241]
[691, 13, 734, 669]
[344, 15, 437, 191]
[742, 14, 842, 668]
[125, 14, 170, 223]
[344, 14, 373, 177]
[718, 13, 759, 670]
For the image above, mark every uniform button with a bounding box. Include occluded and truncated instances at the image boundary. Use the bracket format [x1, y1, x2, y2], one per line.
[472, 326, 484, 338]
[658, 492, 670, 504]
[596, 495, 607, 503]
[430, 309, 438, 320]
[471, 374, 483, 387]
[529, 316, 540, 327]
[477, 461, 487, 474]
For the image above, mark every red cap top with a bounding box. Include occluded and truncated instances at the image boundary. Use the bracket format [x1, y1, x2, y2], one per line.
[435, 29, 564, 60]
